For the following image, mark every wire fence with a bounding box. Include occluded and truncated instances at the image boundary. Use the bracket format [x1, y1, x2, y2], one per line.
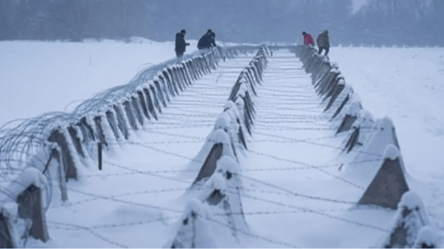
[0, 44, 410, 248]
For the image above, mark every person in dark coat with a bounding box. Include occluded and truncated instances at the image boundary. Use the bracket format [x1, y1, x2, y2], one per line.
[175, 29, 190, 58]
[197, 29, 217, 50]
[316, 30, 330, 56]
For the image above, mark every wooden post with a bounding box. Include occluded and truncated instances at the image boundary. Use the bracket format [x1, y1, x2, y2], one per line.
[98, 142, 102, 171]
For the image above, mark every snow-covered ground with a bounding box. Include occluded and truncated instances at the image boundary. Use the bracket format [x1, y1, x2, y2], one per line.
[330, 47, 444, 231]
[0, 40, 199, 129]
[0, 42, 443, 247]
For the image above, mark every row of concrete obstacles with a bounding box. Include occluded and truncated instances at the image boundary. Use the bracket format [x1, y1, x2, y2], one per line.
[0, 46, 259, 248]
[297, 45, 441, 248]
[167, 46, 271, 248]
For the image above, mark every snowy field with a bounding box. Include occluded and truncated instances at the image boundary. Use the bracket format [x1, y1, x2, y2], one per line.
[0, 42, 443, 247]
[329, 47, 444, 231]
[0, 39, 199, 129]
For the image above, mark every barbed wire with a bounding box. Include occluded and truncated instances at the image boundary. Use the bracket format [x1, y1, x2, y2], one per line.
[0, 46, 399, 248]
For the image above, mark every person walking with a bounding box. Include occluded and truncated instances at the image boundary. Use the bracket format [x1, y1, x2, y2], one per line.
[302, 31, 315, 46]
[175, 29, 190, 58]
[197, 29, 217, 50]
[317, 30, 330, 56]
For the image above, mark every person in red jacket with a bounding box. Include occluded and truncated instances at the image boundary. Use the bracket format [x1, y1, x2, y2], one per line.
[302, 31, 315, 46]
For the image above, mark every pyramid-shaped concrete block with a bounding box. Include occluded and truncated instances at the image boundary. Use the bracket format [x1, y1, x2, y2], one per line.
[169, 199, 217, 248]
[192, 130, 235, 185]
[358, 145, 409, 209]
[376, 192, 431, 248]
[414, 226, 442, 248]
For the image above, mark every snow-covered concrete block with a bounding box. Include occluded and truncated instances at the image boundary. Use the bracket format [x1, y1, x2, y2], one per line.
[413, 226, 442, 248]
[0, 203, 19, 248]
[47, 128, 78, 181]
[1, 168, 50, 243]
[376, 192, 431, 248]
[358, 144, 409, 209]
[168, 199, 217, 248]
[192, 130, 236, 185]
[113, 104, 130, 140]
[105, 110, 121, 141]
[136, 90, 151, 121]
[123, 100, 138, 131]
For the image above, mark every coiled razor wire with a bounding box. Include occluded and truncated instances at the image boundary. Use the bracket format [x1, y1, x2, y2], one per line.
[0, 44, 272, 178]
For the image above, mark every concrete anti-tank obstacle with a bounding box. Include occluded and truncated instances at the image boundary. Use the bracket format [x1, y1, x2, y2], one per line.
[113, 104, 129, 140]
[0, 207, 17, 247]
[93, 115, 108, 148]
[105, 110, 120, 141]
[413, 226, 441, 248]
[168, 199, 217, 248]
[324, 79, 346, 112]
[331, 92, 361, 121]
[143, 87, 158, 120]
[193, 143, 223, 184]
[342, 109, 374, 153]
[123, 100, 138, 131]
[358, 144, 409, 209]
[136, 90, 151, 121]
[67, 125, 85, 158]
[152, 80, 168, 107]
[131, 96, 145, 126]
[0, 168, 50, 245]
[376, 191, 432, 248]
[336, 114, 358, 134]
[192, 129, 236, 185]
[166, 68, 180, 95]
[48, 128, 78, 181]
[224, 101, 248, 151]
[78, 116, 96, 141]
[148, 85, 162, 114]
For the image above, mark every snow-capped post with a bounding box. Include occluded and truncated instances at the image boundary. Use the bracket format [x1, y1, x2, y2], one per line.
[98, 142, 102, 171]
[376, 191, 433, 248]
[358, 144, 409, 209]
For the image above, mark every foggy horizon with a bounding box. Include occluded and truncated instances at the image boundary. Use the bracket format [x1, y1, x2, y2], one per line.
[1, 0, 443, 46]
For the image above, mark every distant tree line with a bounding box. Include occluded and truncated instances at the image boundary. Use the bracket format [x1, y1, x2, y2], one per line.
[0, 0, 443, 46]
